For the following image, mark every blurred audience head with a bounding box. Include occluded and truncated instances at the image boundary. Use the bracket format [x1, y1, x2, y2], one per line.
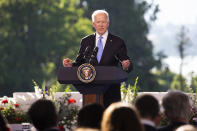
[0, 112, 10, 131]
[28, 99, 58, 130]
[74, 127, 99, 131]
[77, 103, 104, 129]
[162, 90, 191, 123]
[135, 94, 161, 125]
[176, 124, 197, 131]
[101, 102, 144, 131]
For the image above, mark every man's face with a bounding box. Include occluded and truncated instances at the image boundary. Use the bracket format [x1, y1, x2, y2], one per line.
[93, 13, 109, 35]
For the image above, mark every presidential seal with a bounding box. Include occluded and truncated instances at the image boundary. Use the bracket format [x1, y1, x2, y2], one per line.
[77, 63, 96, 83]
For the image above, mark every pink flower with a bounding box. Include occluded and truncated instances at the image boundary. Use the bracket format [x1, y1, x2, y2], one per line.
[1, 99, 8, 104]
[68, 98, 76, 104]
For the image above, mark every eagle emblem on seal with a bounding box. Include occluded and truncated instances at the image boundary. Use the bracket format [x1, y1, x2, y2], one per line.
[77, 63, 96, 83]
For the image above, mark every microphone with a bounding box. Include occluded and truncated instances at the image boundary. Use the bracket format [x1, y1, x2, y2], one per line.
[114, 51, 122, 64]
[92, 47, 98, 58]
[83, 46, 91, 63]
[89, 47, 98, 65]
[114, 55, 121, 63]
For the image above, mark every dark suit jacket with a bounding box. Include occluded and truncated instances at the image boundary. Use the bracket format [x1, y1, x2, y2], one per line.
[73, 33, 132, 107]
[144, 124, 157, 131]
[157, 122, 187, 131]
[74, 33, 132, 71]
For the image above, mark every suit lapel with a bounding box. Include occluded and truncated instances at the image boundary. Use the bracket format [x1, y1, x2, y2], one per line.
[100, 33, 112, 64]
[90, 33, 96, 49]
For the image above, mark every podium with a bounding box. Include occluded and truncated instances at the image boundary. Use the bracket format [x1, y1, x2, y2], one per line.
[58, 66, 128, 106]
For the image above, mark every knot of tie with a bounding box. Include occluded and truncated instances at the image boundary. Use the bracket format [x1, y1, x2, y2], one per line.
[97, 36, 103, 63]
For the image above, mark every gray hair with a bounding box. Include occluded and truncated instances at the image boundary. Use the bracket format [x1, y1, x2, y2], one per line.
[162, 90, 191, 121]
[91, 10, 109, 22]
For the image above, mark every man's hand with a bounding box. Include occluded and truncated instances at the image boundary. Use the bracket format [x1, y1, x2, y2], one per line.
[122, 60, 130, 70]
[63, 58, 73, 67]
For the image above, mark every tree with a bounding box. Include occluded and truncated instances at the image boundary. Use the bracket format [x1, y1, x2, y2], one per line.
[154, 67, 176, 91]
[0, 0, 93, 96]
[170, 74, 191, 92]
[80, 0, 160, 91]
[176, 26, 191, 91]
[190, 72, 197, 92]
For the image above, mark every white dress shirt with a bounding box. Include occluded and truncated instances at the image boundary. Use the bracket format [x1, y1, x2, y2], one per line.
[141, 119, 156, 127]
[95, 30, 108, 49]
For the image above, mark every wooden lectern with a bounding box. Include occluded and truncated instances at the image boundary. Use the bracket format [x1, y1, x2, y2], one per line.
[58, 66, 128, 106]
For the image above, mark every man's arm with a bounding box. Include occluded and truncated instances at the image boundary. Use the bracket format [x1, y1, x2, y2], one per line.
[122, 60, 133, 72]
[117, 40, 133, 72]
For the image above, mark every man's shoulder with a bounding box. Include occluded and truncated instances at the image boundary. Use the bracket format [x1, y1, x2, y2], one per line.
[82, 33, 95, 40]
[144, 124, 157, 131]
[109, 33, 122, 38]
[157, 126, 171, 131]
[108, 33, 124, 41]
[81, 33, 124, 40]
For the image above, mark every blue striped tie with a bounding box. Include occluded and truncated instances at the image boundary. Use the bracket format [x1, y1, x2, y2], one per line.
[97, 36, 103, 63]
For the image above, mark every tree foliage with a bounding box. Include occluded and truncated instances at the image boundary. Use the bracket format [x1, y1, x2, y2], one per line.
[153, 67, 176, 91]
[190, 74, 197, 92]
[0, 0, 93, 96]
[176, 26, 191, 90]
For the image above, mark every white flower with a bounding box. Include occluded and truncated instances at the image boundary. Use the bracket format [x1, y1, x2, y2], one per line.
[3, 96, 8, 100]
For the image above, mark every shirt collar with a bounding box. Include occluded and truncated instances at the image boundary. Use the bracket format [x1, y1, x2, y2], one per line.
[141, 119, 156, 127]
[96, 30, 108, 39]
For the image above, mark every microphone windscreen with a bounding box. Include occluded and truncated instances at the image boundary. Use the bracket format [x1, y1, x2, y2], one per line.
[94, 47, 98, 53]
[85, 46, 90, 52]
[92, 47, 98, 56]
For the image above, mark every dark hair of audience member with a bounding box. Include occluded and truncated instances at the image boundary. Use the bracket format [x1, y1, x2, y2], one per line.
[135, 94, 160, 120]
[77, 103, 104, 129]
[28, 99, 58, 130]
[0, 112, 10, 131]
[101, 102, 144, 131]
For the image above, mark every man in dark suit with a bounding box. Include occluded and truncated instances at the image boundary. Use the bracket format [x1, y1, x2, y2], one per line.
[135, 94, 161, 131]
[63, 10, 133, 108]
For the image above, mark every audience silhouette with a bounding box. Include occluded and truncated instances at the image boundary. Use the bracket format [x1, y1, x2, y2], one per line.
[77, 103, 104, 129]
[101, 102, 144, 131]
[158, 90, 191, 131]
[135, 94, 161, 131]
[28, 99, 60, 131]
[176, 124, 197, 131]
[74, 127, 99, 131]
[0, 112, 10, 131]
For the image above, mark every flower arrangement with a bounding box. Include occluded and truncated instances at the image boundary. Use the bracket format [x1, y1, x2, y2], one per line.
[0, 96, 29, 123]
[0, 80, 79, 131]
[56, 93, 78, 130]
[33, 80, 79, 130]
[121, 76, 139, 103]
